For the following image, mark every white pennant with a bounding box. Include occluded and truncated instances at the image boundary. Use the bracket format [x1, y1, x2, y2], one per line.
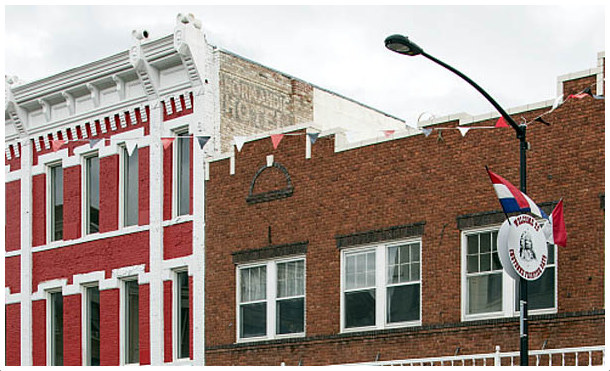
[458, 127, 470, 137]
[550, 95, 563, 112]
[234, 136, 247, 152]
[125, 140, 138, 156]
[421, 128, 433, 137]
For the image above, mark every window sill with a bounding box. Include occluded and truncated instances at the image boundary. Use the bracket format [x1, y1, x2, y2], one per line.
[163, 215, 194, 227]
[341, 320, 422, 334]
[463, 308, 558, 322]
[236, 333, 306, 346]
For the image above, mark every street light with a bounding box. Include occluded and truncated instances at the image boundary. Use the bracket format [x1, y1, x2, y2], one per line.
[385, 34, 531, 366]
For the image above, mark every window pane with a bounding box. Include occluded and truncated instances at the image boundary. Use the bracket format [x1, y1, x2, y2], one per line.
[515, 267, 555, 311]
[277, 260, 304, 298]
[87, 156, 100, 234]
[87, 286, 100, 366]
[467, 255, 479, 273]
[177, 136, 190, 216]
[50, 165, 63, 241]
[547, 243, 555, 264]
[492, 251, 502, 270]
[276, 298, 304, 334]
[480, 252, 491, 272]
[240, 266, 266, 302]
[50, 292, 63, 366]
[125, 281, 139, 364]
[177, 272, 190, 359]
[480, 233, 491, 253]
[124, 148, 139, 227]
[344, 289, 375, 328]
[240, 303, 267, 338]
[387, 284, 420, 323]
[467, 272, 502, 315]
[345, 251, 375, 290]
[467, 235, 479, 255]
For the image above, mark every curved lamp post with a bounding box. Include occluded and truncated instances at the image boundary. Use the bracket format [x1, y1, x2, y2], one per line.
[385, 34, 530, 366]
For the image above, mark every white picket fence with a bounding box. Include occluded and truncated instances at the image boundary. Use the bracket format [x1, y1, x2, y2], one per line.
[343, 345, 605, 366]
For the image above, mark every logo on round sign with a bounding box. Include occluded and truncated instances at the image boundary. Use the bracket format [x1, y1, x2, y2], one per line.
[497, 214, 548, 281]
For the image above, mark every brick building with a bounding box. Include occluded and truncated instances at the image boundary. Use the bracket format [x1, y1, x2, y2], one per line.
[4, 15, 405, 366]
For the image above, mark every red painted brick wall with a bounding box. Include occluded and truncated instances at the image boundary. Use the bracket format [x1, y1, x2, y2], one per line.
[163, 222, 193, 260]
[63, 165, 81, 240]
[138, 283, 151, 365]
[32, 174, 47, 247]
[5, 256, 20, 294]
[99, 155, 119, 233]
[100, 289, 120, 365]
[204, 75, 604, 365]
[32, 299, 46, 365]
[63, 294, 82, 366]
[5, 303, 21, 365]
[5, 142, 21, 171]
[5, 180, 20, 252]
[138, 147, 150, 226]
[163, 280, 173, 363]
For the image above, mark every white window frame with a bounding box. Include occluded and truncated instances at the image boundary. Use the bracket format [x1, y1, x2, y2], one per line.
[46, 161, 63, 243]
[340, 239, 422, 333]
[120, 277, 140, 365]
[118, 145, 139, 229]
[46, 289, 63, 366]
[81, 151, 100, 236]
[172, 269, 190, 361]
[236, 256, 306, 343]
[172, 127, 191, 218]
[461, 224, 558, 322]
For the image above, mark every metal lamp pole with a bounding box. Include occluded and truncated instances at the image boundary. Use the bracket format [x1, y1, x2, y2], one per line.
[384, 34, 529, 365]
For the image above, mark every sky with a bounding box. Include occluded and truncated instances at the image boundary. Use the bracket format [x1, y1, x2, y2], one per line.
[4, 5, 607, 126]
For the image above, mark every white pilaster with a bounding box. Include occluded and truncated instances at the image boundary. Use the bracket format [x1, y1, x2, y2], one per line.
[148, 102, 164, 365]
[20, 138, 33, 365]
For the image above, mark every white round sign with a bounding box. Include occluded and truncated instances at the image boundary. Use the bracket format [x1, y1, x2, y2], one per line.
[497, 214, 548, 281]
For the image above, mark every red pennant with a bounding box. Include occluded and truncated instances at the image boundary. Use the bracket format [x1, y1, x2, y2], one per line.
[51, 140, 66, 152]
[161, 138, 175, 150]
[568, 93, 588, 99]
[495, 117, 509, 128]
[271, 134, 284, 149]
[382, 130, 395, 138]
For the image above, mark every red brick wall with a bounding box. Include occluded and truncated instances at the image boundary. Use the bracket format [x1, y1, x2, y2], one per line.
[100, 289, 119, 365]
[5, 256, 20, 294]
[138, 283, 151, 365]
[63, 294, 82, 366]
[5, 180, 20, 252]
[32, 174, 46, 247]
[5, 303, 21, 365]
[63, 165, 81, 240]
[99, 155, 119, 233]
[5, 142, 21, 171]
[163, 222, 193, 260]
[204, 75, 604, 365]
[163, 280, 173, 363]
[32, 299, 46, 365]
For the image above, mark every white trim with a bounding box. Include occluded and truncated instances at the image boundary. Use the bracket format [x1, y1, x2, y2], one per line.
[46, 288, 63, 366]
[5, 288, 23, 305]
[5, 165, 21, 182]
[172, 269, 190, 362]
[20, 138, 33, 365]
[119, 277, 141, 366]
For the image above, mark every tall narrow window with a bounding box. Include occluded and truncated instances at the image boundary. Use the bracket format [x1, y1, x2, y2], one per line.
[49, 164, 63, 241]
[239, 265, 267, 339]
[176, 133, 190, 216]
[344, 250, 376, 328]
[276, 260, 305, 335]
[386, 243, 421, 323]
[465, 231, 503, 315]
[176, 272, 190, 359]
[86, 286, 100, 366]
[85, 156, 100, 234]
[123, 147, 139, 227]
[50, 292, 63, 366]
[124, 280, 139, 364]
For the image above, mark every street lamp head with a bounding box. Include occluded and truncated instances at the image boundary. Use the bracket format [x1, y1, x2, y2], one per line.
[384, 34, 423, 56]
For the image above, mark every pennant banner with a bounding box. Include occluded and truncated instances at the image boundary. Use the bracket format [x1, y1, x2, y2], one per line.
[383, 130, 395, 138]
[271, 134, 284, 149]
[457, 127, 470, 137]
[125, 140, 138, 156]
[495, 117, 510, 128]
[421, 128, 432, 137]
[234, 136, 247, 152]
[308, 132, 319, 145]
[197, 136, 210, 150]
[51, 140, 66, 152]
[161, 138, 175, 150]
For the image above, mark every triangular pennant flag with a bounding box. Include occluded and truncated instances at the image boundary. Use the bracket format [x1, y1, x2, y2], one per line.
[307, 132, 319, 145]
[51, 140, 66, 152]
[421, 128, 432, 137]
[495, 117, 510, 128]
[125, 140, 138, 156]
[271, 134, 284, 149]
[234, 136, 247, 152]
[534, 116, 551, 126]
[551, 199, 567, 247]
[382, 130, 395, 138]
[196, 136, 210, 150]
[582, 87, 593, 97]
[161, 138, 175, 150]
[550, 95, 563, 112]
[457, 127, 470, 137]
[568, 92, 588, 99]
[592, 94, 605, 100]
[89, 138, 101, 148]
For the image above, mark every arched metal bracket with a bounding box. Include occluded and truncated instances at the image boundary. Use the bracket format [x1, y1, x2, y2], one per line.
[246, 162, 293, 204]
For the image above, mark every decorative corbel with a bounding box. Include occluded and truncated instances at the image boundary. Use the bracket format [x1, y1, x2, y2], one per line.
[112, 75, 126, 101]
[38, 98, 51, 122]
[5, 77, 28, 136]
[173, 13, 204, 87]
[62, 91, 75, 115]
[86, 83, 100, 108]
[128, 32, 159, 100]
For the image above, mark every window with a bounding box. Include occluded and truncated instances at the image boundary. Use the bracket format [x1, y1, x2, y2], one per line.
[175, 131, 190, 216]
[122, 147, 139, 227]
[85, 155, 100, 234]
[462, 227, 557, 320]
[49, 164, 63, 241]
[175, 271, 190, 359]
[341, 241, 421, 331]
[85, 286, 100, 366]
[124, 280, 139, 364]
[49, 291, 63, 366]
[237, 258, 305, 341]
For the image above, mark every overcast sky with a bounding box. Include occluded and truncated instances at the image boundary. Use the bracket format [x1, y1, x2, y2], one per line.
[4, 5, 606, 126]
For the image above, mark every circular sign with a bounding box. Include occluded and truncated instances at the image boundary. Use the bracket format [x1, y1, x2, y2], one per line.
[497, 214, 548, 281]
